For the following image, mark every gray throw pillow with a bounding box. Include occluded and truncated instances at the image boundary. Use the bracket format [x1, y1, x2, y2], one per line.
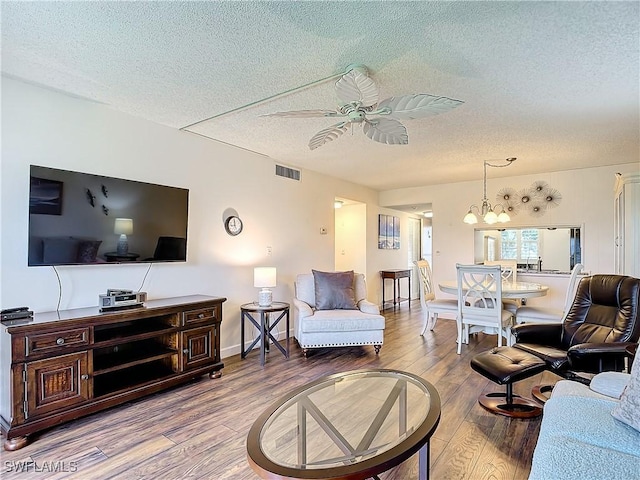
[76, 240, 102, 263]
[611, 358, 640, 432]
[312, 270, 358, 310]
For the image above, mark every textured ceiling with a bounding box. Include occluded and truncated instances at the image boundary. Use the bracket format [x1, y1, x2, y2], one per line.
[2, 1, 639, 191]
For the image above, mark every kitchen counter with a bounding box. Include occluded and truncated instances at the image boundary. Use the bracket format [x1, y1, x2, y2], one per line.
[518, 270, 589, 277]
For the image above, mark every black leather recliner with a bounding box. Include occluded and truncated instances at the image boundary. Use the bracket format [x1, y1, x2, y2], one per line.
[512, 274, 640, 394]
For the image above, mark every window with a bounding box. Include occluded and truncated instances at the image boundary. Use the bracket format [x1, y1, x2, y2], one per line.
[501, 229, 539, 262]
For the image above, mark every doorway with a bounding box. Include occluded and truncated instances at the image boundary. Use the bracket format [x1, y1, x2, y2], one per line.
[408, 216, 422, 299]
[334, 198, 366, 273]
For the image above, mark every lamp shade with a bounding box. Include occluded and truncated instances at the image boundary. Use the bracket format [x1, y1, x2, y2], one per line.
[114, 218, 134, 235]
[463, 211, 478, 224]
[484, 210, 498, 224]
[254, 267, 277, 288]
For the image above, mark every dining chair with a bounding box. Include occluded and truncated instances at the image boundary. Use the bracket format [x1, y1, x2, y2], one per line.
[484, 260, 519, 314]
[415, 260, 458, 335]
[456, 264, 514, 355]
[515, 264, 584, 325]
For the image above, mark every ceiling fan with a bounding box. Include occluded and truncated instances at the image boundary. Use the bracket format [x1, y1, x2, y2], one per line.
[263, 65, 464, 150]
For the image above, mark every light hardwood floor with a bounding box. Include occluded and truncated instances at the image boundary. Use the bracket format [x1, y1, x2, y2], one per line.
[1, 301, 557, 479]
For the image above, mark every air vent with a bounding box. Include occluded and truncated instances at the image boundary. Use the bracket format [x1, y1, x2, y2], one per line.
[275, 164, 301, 181]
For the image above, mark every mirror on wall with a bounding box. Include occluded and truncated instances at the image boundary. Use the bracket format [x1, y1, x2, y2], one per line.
[474, 226, 582, 273]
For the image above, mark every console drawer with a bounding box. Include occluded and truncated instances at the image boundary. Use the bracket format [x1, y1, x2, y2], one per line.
[183, 305, 219, 326]
[25, 328, 90, 357]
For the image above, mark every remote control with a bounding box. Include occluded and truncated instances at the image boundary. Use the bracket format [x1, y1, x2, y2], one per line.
[1, 307, 30, 314]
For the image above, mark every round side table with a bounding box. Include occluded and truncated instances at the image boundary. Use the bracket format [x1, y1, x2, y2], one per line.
[240, 302, 290, 366]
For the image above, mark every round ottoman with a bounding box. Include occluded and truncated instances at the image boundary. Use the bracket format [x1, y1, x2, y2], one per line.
[471, 346, 547, 418]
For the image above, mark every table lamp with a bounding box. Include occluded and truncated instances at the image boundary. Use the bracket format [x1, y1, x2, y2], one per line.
[254, 267, 276, 307]
[114, 218, 133, 255]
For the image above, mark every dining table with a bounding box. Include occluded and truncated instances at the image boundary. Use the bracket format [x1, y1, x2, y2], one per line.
[438, 280, 549, 300]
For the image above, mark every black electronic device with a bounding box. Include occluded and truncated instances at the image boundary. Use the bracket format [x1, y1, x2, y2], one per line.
[99, 290, 147, 311]
[1, 308, 34, 322]
[1, 306, 30, 314]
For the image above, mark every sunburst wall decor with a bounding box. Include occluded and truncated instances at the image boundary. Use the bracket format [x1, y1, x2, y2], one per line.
[494, 181, 562, 219]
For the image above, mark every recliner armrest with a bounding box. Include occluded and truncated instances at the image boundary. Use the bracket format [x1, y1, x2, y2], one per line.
[292, 298, 314, 319]
[512, 323, 563, 345]
[358, 299, 381, 315]
[567, 342, 635, 372]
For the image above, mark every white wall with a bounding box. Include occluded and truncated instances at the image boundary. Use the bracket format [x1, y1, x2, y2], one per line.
[1, 78, 399, 360]
[380, 162, 640, 308]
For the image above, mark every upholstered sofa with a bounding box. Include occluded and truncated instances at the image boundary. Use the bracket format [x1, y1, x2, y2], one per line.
[529, 370, 640, 480]
[28, 236, 104, 265]
[293, 272, 385, 355]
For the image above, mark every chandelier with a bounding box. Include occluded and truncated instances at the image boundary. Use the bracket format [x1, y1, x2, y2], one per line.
[463, 157, 516, 225]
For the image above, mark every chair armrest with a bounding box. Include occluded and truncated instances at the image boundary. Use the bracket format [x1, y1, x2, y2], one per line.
[590, 371, 630, 399]
[567, 342, 635, 372]
[512, 323, 563, 345]
[292, 298, 314, 319]
[358, 299, 381, 315]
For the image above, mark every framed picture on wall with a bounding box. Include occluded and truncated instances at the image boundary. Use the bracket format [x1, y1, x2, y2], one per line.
[392, 216, 400, 249]
[29, 177, 63, 215]
[378, 214, 400, 249]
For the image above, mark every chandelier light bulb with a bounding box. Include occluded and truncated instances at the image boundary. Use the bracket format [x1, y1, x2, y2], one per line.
[497, 211, 511, 223]
[484, 210, 499, 224]
[463, 211, 478, 224]
[463, 157, 516, 225]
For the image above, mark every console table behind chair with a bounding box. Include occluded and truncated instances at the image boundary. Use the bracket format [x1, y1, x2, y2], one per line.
[381, 269, 411, 309]
[0, 295, 225, 451]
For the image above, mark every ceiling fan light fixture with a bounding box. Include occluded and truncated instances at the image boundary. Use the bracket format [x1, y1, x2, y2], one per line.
[263, 64, 464, 150]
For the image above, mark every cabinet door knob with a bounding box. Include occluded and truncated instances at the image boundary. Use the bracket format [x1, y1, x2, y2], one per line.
[81, 374, 89, 380]
[183, 348, 189, 354]
[56, 338, 65, 345]
[198, 313, 205, 318]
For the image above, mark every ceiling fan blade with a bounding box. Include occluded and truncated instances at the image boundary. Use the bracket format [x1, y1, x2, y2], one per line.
[308, 122, 350, 150]
[335, 70, 379, 108]
[377, 94, 464, 120]
[261, 109, 342, 118]
[363, 118, 408, 145]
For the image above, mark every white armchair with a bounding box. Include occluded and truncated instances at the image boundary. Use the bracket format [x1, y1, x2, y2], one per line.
[293, 272, 385, 356]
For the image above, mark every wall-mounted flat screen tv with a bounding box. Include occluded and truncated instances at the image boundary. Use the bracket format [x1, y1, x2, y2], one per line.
[28, 165, 189, 266]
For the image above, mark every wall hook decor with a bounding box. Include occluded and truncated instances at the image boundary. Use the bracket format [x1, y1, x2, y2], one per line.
[101, 184, 109, 197]
[102, 205, 109, 215]
[86, 188, 96, 207]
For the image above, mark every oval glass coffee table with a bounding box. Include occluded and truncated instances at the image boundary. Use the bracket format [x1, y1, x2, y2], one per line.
[247, 369, 441, 480]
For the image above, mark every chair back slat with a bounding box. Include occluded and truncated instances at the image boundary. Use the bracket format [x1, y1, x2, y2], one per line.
[484, 260, 518, 283]
[415, 260, 436, 304]
[457, 265, 503, 323]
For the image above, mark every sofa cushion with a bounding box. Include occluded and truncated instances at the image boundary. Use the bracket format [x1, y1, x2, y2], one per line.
[300, 309, 385, 333]
[312, 270, 357, 310]
[529, 385, 640, 480]
[42, 237, 80, 264]
[611, 358, 640, 432]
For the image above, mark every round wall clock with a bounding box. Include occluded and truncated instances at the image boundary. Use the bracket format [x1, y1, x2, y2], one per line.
[224, 215, 243, 236]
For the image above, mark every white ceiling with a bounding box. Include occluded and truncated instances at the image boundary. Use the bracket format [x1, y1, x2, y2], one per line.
[2, 1, 638, 191]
